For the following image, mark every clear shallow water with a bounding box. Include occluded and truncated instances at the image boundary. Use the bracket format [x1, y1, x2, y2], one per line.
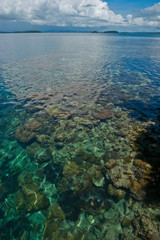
[0, 33, 160, 240]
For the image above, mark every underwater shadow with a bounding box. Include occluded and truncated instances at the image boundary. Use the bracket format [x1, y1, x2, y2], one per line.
[134, 118, 160, 204]
[118, 95, 160, 204]
[116, 95, 160, 123]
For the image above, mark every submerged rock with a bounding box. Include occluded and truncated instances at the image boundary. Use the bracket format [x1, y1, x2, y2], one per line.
[105, 159, 116, 169]
[108, 184, 126, 201]
[95, 109, 114, 120]
[121, 217, 132, 228]
[107, 158, 153, 201]
[104, 150, 119, 162]
[45, 106, 61, 116]
[42, 202, 65, 240]
[17, 171, 33, 187]
[15, 126, 36, 143]
[15, 118, 41, 143]
[50, 213, 92, 240]
[57, 152, 104, 194]
[57, 161, 85, 193]
[53, 111, 72, 120]
[15, 182, 49, 213]
[27, 142, 52, 162]
[24, 102, 44, 113]
[73, 117, 99, 127]
[24, 118, 42, 131]
[133, 213, 160, 240]
[45, 105, 71, 119]
[109, 165, 132, 189]
[87, 165, 105, 187]
[74, 150, 101, 165]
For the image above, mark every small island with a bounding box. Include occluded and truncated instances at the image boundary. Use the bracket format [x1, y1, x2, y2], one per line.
[103, 31, 119, 33]
[91, 31, 99, 33]
[14, 30, 42, 33]
[91, 30, 119, 34]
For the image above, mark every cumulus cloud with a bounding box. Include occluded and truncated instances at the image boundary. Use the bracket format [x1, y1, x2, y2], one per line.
[0, 0, 124, 27]
[132, 2, 160, 27]
[0, 0, 159, 28]
[140, 2, 160, 18]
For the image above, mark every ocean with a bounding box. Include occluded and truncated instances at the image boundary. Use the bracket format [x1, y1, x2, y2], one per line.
[0, 33, 160, 240]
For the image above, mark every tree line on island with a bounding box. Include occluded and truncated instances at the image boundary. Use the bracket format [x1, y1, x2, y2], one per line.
[91, 30, 119, 33]
[0, 30, 160, 34]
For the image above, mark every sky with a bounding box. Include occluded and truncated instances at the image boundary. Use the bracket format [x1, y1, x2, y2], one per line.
[0, 0, 160, 32]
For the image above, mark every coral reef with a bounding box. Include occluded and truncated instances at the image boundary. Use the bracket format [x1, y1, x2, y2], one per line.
[95, 109, 114, 120]
[1, 65, 160, 240]
[15, 118, 41, 143]
[15, 171, 50, 213]
[42, 202, 65, 240]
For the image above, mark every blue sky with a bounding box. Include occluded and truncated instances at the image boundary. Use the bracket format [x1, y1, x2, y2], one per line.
[0, 0, 159, 32]
[107, 0, 159, 12]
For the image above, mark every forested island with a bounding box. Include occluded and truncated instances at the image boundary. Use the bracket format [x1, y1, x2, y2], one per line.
[14, 30, 42, 33]
[91, 30, 119, 33]
[103, 31, 119, 33]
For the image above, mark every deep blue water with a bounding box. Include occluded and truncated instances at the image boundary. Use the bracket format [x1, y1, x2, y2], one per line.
[0, 33, 160, 240]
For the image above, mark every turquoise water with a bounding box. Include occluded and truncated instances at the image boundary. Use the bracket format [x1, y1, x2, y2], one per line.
[0, 33, 160, 240]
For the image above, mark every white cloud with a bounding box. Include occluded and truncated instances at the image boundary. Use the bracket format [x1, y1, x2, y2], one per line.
[143, 2, 160, 18]
[0, 0, 159, 28]
[131, 2, 160, 27]
[0, 0, 124, 27]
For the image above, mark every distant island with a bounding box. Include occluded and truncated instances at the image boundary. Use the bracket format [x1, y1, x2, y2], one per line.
[0, 30, 160, 35]
[91, 30, 119, 34]
[90, 31, 160, 35]
[14, 30, 42, 33]
[104, 31, 119, 33]
[121, 32, 160, 35]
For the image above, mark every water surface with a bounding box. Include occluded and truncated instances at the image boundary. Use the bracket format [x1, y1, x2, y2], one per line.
[0, 33, 160, 240]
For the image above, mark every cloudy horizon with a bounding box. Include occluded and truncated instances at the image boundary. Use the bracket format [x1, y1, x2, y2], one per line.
[0, 0, 160, 32]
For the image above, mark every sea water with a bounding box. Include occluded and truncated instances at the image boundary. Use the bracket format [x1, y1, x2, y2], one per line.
[0, 33, 160, 240]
